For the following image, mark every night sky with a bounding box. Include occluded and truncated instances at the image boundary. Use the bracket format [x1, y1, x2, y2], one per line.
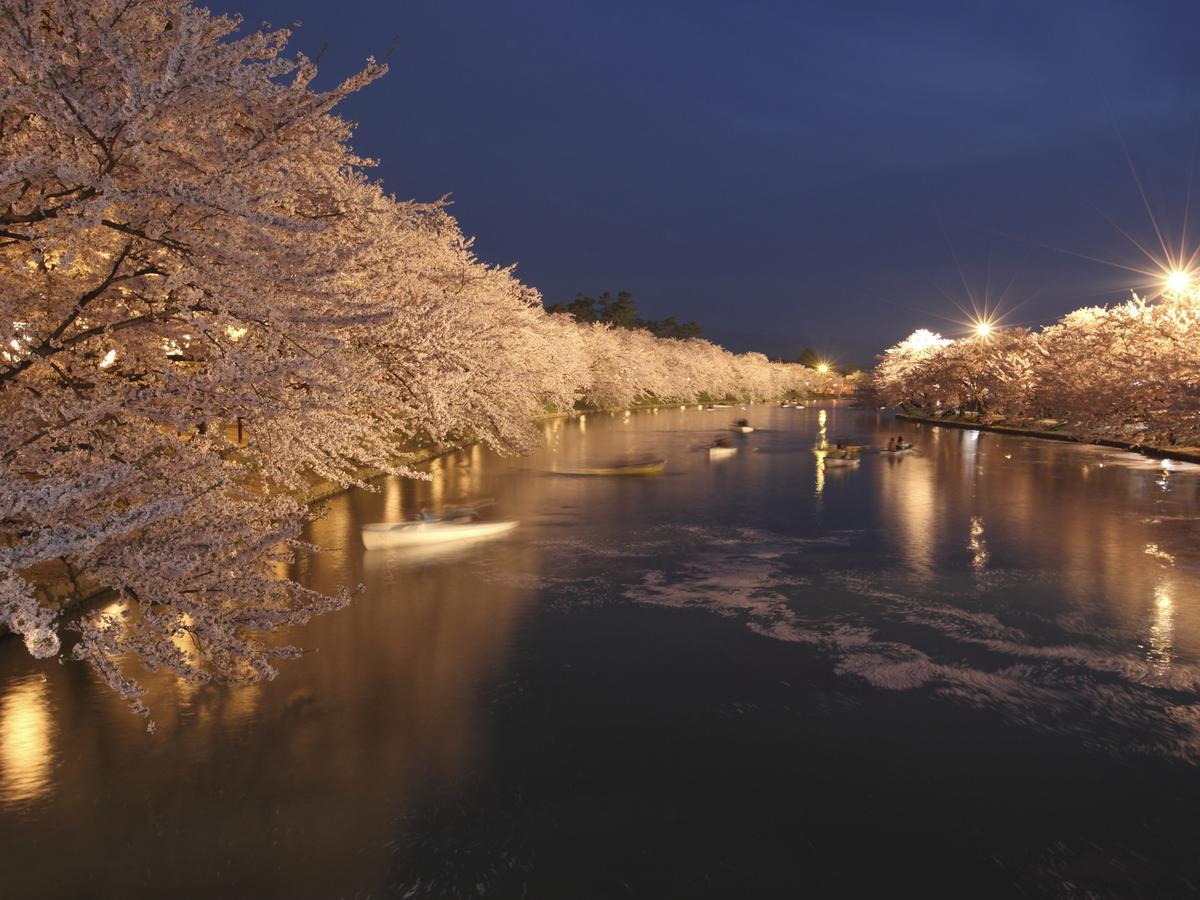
[214, 0, 1200, 365]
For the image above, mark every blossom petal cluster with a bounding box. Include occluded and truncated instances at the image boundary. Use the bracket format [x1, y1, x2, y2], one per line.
[0, 0, 842, 713]
[871, 292, 1200, 445]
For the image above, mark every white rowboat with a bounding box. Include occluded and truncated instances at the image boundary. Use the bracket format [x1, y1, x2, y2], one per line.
[709, 446, 738, 459]
[362, 519, 517, 550]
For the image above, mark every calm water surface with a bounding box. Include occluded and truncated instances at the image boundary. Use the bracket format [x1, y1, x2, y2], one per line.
[3, 406, 1200, 898]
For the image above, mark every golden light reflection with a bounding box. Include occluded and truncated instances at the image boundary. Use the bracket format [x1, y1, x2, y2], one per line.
[384, 476, 403, 522]
[0, 675, 55, 805]
[968, 516, 988, 575]
[878, 443, 937, 580]
[1147, 581, 1174, 674]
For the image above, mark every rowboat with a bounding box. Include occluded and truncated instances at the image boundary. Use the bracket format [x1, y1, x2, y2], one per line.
[735, 425, 754, 433]
[882, 444, 916, 455]
[822, 456, 860, 468]
[362, 519, 517, 550]
[555, 459, 667, 476]
[709, 445, 738, 459]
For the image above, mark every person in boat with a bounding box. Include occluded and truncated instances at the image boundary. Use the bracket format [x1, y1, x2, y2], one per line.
[735, 418, 749, 428]
[886, 438, 896, 452]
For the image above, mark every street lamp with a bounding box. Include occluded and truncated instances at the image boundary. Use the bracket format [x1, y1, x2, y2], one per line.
[1166, 270, 1193, 294]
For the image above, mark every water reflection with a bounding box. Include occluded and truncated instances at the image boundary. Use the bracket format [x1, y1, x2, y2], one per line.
[0, 675, 54, 805]
[969, 515, 988, 576]
[877, 443, 937, 580]
[2, 407, 1200, 897]
[1147, 580, 1175, 674]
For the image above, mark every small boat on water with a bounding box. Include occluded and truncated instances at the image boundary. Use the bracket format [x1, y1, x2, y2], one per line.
[823, 456, 860, 468]
[555, 459, 667, 476]
[708, 403, 733, 409]
[709, 445, 738, 459]
[882, 443, 916, 455]
[362, 519, 517, 550]
[733, 418, 754, 433]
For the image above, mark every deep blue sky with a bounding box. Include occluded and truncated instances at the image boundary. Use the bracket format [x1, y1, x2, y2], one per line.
[214, 0, 1200, 364]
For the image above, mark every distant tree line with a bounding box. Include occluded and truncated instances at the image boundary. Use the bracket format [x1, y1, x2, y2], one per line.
[546, 291, 704, 339]
[778, 348, 820, 367]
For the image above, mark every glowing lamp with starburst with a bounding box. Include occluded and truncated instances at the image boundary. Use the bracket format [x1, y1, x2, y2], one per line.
[1165, 270, 1193, 295]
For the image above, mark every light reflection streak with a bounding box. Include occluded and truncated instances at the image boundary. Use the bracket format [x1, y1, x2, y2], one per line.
[0, 675, 55, 805]
[1147, 580, 1174, 674]
[968, 516, 988, 575]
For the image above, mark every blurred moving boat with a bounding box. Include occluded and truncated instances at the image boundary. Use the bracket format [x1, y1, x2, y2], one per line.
[555, 459, 667, 476]
[709, 436, 738, 459]
[362, 519, 517, 550]
[733, 418, 754, 433]
[822, 456, 860, 468]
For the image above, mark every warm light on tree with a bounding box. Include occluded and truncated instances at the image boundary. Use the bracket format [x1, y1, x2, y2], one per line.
[872, 291, 1200, 445]
[0, 0, 856, 719]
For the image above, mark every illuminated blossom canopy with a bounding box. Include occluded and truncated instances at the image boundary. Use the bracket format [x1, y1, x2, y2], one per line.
[872, 290, 1200, 444]
[0, 0, 838, 717]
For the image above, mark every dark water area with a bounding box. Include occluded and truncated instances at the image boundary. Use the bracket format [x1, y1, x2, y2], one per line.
[3, 405, 1200, 898]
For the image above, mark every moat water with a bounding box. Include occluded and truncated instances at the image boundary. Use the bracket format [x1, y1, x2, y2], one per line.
[3, 405, 1200, 897]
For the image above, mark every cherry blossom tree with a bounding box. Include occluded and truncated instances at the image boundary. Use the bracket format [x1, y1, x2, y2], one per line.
[874, 290, 1200, 445]
[2, 0, 439, 715]
[1, 0, 826, 718]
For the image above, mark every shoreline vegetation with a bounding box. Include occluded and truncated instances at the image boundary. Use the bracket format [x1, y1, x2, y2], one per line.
[870, 288, 1200, 459]
[10, 394, 837, 627]
[895, 411, 1200, 465]
[1, 0, 864, 717]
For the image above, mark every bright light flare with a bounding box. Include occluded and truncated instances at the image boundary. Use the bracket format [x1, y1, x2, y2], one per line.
[816, 362, 830, 374]
[1166, 270, 1193, 293]
[973, 320, 993, 338]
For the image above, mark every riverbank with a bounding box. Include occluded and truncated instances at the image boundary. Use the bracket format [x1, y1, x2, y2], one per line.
[896, 412, 1200, 465]
[12, 398, 810, 632]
